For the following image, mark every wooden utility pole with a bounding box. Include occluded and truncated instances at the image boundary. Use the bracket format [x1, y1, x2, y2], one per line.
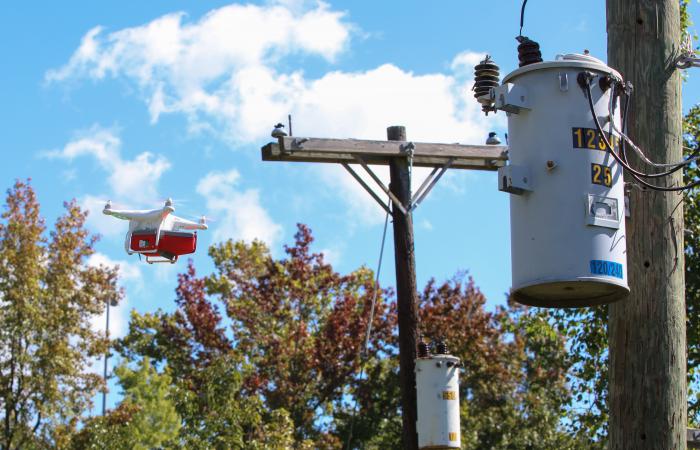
[262, 131, 506, 448]
[607, 0, 687, 448]
[387, 126, 419, 449]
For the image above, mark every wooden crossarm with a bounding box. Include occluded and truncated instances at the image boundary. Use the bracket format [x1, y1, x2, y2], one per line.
[261, 137, 508, 170]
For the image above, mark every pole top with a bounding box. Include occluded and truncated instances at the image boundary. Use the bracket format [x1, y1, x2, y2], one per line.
[387, 126, 407, 141]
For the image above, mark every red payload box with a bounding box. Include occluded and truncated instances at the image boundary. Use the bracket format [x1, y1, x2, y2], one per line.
[130, 231, 197, 256]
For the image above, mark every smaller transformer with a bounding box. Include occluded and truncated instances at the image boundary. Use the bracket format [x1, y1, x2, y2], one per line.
[416, 342, 461, 449]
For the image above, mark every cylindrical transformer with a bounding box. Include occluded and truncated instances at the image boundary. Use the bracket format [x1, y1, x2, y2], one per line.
[496, 53, 629, 307]
[416, 353, 460, 449]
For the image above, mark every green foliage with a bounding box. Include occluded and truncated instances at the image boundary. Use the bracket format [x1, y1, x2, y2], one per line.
[116, 259, 302, 448]
[112, 358, 181, 449]
[68, 402, 142, 450]
[681, 0, 693, 41]
[549, 305, 608, 447]
[115, 225, 577, 448]
[0, 180, 121, 449]
[416, 279, 576, 449]
[683, 104, 700, 425]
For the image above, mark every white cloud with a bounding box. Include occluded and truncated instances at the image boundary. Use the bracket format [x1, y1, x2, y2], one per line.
[291, 62, 491, 143]
[196, 169, 283, 246]
[419, 219, 433, 231]
[81, 195, 126, 238]
[88, 252, 142, 284]
[318, 246, 341, 266]
[45, 126, 170, 204]
[46, 1, 351, 132]
[316, 164, 439, 227]
[47, 3, 502, 227]
[450, 51, 486, 75]
[86, 252, 142, 339]
[46, 3, 496, 144]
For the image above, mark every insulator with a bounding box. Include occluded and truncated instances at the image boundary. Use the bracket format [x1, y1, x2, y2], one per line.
[418, 340, 430, 358]
[435, 340, 448, 355]
[516, 36, 543, 67]
[486, 132, 502, 145]
[472, 55, 500, 103]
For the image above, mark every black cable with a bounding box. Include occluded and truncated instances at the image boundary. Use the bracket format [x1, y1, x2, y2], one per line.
[519, 0, 528, 36]
[587, 82, 692, 190]
[585, 82, 700, 191]
[616, 87, 693, 175]
[606, 87, 683, 178]
[619, 87, 630, 162]
[622, 88, 700, 166]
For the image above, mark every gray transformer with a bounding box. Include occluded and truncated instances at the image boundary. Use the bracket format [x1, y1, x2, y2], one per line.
[496, 53, 629, 307]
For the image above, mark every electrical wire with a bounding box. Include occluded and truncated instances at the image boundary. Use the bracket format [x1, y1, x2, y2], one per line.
[587, 82, 693, 190]
[584, 81, 700, 191]
[519, 0, 528, 36]
[592, 83, 686, 178]
[610, 86, 700, 171]
[344, 207, 390, 450]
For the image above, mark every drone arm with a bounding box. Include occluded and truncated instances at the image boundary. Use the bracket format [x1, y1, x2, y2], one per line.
[103, 206, 174, 221]
[171, 216, 208, 231]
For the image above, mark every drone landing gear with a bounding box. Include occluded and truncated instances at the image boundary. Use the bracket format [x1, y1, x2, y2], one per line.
[145, 253, 179, 264]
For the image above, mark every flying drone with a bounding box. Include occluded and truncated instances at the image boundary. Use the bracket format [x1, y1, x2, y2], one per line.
[103, 198, 207, 264]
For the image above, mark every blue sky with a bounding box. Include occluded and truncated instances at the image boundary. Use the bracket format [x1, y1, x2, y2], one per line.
[3, 0, 700, 410]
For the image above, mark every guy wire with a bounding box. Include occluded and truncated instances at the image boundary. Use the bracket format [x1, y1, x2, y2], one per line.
[345, 206, 390, 450]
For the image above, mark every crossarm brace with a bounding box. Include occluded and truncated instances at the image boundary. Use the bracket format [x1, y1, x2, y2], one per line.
[409, 158, 454, 212]
[342, 155, 455, 216]
[353, 156, 408, 216]
[341, 163, 392, 215]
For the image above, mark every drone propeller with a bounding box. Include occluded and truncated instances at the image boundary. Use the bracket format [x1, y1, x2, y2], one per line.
[92, 198, 129, 209]
[146, 197, 190, 208]
[182, 213, 217, 223]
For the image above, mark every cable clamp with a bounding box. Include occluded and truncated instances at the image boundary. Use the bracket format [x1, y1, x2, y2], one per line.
[675, 33, 700, 69]
[291, 137, 309, 149]
[400, 141, 415, 158]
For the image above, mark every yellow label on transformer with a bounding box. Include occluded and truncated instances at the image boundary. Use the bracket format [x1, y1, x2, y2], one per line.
[442, 390, 456, 400]
[449, 432, 458, 441]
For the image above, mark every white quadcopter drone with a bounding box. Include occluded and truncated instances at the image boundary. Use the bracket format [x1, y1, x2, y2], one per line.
[103, 198, 207, 264]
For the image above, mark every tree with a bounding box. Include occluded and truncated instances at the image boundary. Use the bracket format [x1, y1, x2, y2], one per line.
[68, 402, 141, 450]
[117, 224, 578, 448]
[339, 276, 578, 449]
[114, 358, 181, 449]
[682, 103, 700, 425]
[417, 278, 576, 449]
[0, 180, 121, 449]
[116, 265, 302, 449]
[70, 358, 180, 450]
[117, 224, 395, 448]
[206, 224, 396, 445]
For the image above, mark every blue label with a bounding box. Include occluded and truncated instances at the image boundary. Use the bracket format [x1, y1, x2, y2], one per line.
[589, 260, 623, 279]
